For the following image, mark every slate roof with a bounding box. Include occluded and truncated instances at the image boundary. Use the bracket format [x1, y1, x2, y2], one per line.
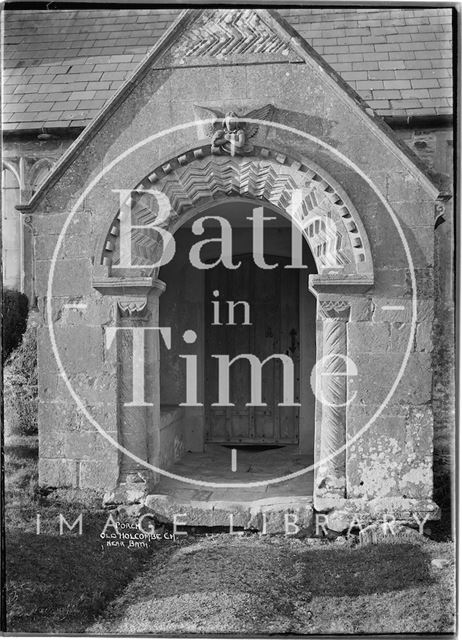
[2, 7, 453, 131]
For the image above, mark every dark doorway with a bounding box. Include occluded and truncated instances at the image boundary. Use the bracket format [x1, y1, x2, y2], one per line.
[204, 254, 300, 445]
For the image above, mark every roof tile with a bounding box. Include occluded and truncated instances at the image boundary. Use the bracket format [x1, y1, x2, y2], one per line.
[53, 72, 102, 82]
[368, 69, 395, 80]
[86, 81, 111, 91]
[68, 63, 95, 73]
[100, 71, 128, 82]
[3, 102, 28, 113]
[378, 60, 405, 69]
[27, 74, 59, 84]
[368, 99, 390, 109]
[390, 99, 422, 109]
[43, 82, 88, 93]
[395, 69, 422, 79]
[429, 87, 453, 98]
[341, 70, 369, 80]
[94, 63, 118, 72]
[77, 99, 106, 110]
[401, 89, 430, 99]
[383, 79, 412, 89]
[69, 90, 95, 101]
[3, 7, 453, 128]
[372, 89, 403, 100]
[390, 51, 416, 60]
[51, 100, 81, 111]
[356, 80, 384, 90]
[411, 78, 439, 88]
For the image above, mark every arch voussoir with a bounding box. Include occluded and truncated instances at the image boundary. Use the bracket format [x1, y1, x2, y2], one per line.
[100, 146, 373, 281]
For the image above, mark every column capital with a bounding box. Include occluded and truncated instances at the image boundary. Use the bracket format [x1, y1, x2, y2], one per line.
[117, 299, 149, 319]
[318, 299, 350, 321]
[93, 276, 166, 322]
[92, 275, 166, 298]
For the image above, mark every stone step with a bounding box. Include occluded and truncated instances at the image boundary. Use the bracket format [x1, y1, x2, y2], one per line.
[144, 493, 314, 533]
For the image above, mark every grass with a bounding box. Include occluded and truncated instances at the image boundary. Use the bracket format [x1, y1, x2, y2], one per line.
[4, 434, 161, 633]
[4, 434, 456, 634]
[89, 533, 455, 635]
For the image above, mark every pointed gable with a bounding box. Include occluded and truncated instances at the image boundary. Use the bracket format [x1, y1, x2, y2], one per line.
[20, 7, 442, 212]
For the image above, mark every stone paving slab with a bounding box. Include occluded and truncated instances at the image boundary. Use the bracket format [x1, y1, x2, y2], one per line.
[145, 444, 314, 531]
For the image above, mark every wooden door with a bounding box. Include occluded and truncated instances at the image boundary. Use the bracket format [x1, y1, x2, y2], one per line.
[205, 255, 299, 444]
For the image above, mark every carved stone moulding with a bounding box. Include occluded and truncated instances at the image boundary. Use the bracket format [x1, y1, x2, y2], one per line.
[117, 299, 149, 319]
[166, 9, 303, 64]
[318, 299, 351, 321]
[2, 156, 56, 202]
[309, 273, 374, 295]
[93, 276, 166, 320]
[100, 146, 373, 281]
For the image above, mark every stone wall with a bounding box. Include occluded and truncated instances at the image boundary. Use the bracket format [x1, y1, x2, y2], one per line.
[395, 126, 455, 497]
[159, 406, 185, 471]
[30, 198, 119, 489]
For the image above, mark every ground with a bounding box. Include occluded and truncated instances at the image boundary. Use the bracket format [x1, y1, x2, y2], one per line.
[4, 434, 152, 633]
[88, 533, 455, 635]
[4, 434, 455, 634]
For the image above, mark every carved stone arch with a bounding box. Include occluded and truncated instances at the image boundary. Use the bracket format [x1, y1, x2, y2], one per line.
[95, 146, 374, 285]
[2, 159, 22, 188]
[3, 156, 56, 202]
[28, 157, 55, 194]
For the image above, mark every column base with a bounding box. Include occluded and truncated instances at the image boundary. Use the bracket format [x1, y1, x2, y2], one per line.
[102, 471, 158, 506]
[315, 472, 346, 499]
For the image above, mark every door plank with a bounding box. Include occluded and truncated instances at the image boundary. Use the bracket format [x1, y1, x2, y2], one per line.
[205, 254, 299, 444]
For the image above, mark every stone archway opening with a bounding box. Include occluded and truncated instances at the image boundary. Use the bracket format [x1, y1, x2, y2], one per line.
[93, 150, 375, 522]
[155, 197, 318, 500]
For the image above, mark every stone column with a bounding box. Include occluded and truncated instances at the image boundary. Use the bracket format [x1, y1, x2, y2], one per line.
[22, 214, 35, 304]
[315, 299, 350, 499]
[117, 298, 151, 481]
[94, 276, 165, 499]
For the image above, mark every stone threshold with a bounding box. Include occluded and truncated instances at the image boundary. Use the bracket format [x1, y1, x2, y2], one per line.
[145, 492, 314, 533]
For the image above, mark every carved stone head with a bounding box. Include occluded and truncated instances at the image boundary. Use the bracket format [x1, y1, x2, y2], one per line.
[223, 111, 240, 132]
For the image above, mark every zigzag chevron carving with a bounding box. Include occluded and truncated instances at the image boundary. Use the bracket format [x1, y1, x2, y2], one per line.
[171, 10, 297, 60]
[105, 152, 371, 273]
[161, 158, 300, 214]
